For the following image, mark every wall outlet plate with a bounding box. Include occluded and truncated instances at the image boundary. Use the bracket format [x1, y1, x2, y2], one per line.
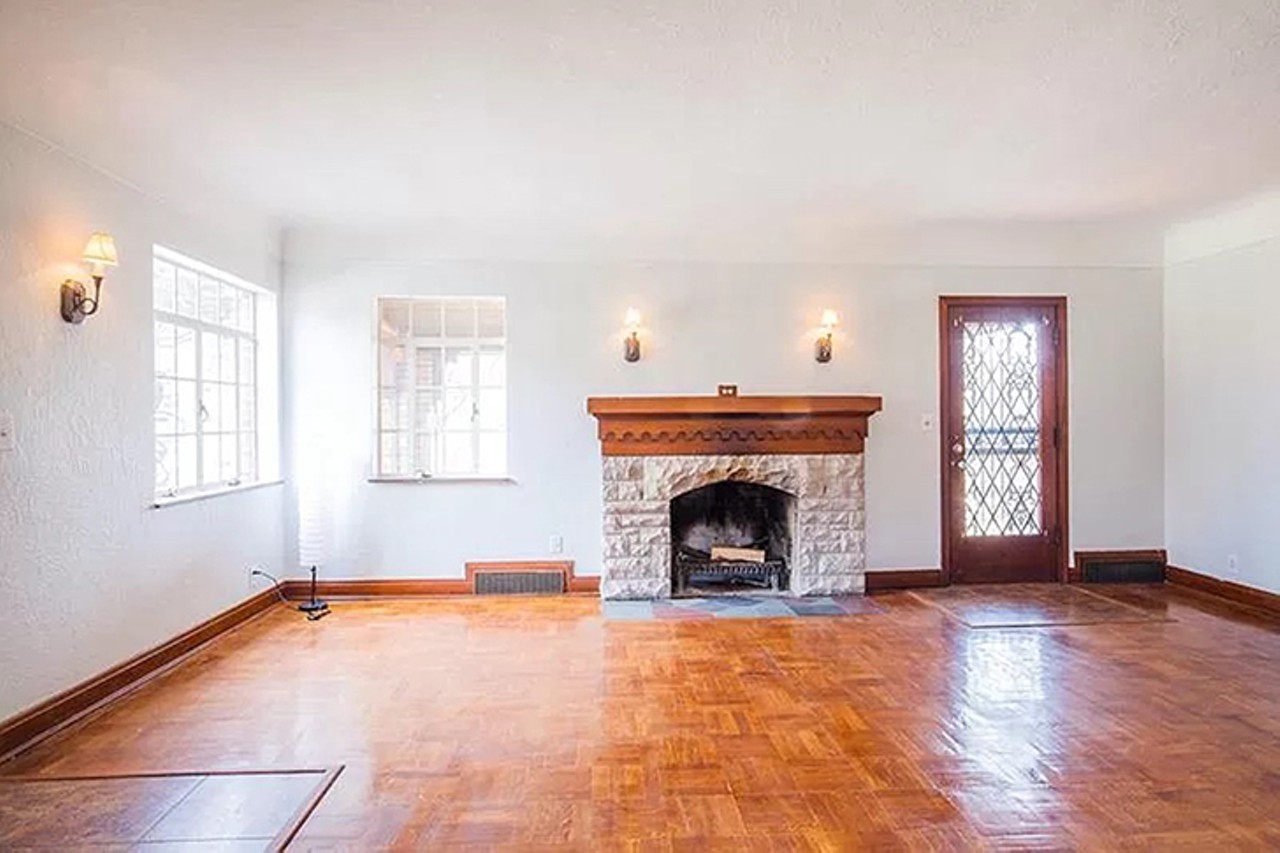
[921, 414, 936, 432]
[549, 534, 564, 554]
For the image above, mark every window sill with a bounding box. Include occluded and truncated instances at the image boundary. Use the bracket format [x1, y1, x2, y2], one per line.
[367, 475, 517, 485]
[152, 479, 285, 509]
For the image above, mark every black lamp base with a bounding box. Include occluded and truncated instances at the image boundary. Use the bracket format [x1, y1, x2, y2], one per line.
[298, 565, 329, 619]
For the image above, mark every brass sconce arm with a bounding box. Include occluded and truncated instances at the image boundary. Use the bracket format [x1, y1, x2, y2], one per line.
[60, 232, 117, 324]
[61, 273, 105, 324]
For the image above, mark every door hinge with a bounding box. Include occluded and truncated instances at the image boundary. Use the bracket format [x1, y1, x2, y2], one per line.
[1053, 424, 1060, 449]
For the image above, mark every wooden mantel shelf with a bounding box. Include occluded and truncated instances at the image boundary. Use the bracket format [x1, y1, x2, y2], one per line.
[586, 395, 882, 456]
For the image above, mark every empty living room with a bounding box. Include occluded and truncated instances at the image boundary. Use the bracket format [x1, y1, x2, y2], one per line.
[2, 1, 1279, 849]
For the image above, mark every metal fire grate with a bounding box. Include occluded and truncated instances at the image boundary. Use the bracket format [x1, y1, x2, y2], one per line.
[1077, 551, 1166, 584]
[674, 554, 788, 594]
[473, 570, 566, 595]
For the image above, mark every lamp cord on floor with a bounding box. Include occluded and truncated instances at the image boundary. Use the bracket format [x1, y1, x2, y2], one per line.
[250, 568, 291, 605]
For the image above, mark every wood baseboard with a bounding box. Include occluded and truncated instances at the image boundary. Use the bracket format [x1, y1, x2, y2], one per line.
[865, 568, 945, 593]
[568, 575, 601, 594]
[283, 566, 601, 600]
[283, 578, 473, 598]
[1166, 565, 1280, 618]
[0, 588, 280, 764]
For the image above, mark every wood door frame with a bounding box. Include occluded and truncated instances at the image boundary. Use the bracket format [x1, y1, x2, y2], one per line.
[938, 295, 1070, 585]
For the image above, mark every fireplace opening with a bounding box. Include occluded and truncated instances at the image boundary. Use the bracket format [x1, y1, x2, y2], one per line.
[670, 481, 796, 596]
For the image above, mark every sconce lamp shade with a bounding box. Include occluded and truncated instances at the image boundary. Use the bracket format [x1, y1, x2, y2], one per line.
[624, 307, 642, 329]
[820, 309, 839, 329]
[82, 232, 118, 269]
[298, 497, 332, 568]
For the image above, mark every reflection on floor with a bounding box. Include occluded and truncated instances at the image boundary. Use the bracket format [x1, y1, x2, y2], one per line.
[1, 584, 1277, 848]
[0, 769, 338, 850]
[911, 582, 1175, 627]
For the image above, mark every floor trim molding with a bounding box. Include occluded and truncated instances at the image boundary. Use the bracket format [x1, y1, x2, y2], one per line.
[282, 569, 601, 600]
[864, 568, 945, 593]
[0, 587, 280, 764]
[1166, 565, 1280, 618]
[283, 578, 473, 598]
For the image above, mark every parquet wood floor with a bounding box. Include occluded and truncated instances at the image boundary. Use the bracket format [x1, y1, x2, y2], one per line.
[910, 584, 1172, 628]
[2, 584, 1278, 850]
[0, 768, 336, 850]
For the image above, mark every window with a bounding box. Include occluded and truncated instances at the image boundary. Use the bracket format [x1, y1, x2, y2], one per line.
[153, 246, 278, 501]
[376, 296, 507, 478]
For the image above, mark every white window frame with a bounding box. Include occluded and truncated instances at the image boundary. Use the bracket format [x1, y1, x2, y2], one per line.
[152, 245, 280, 505]
[374, 296, 508, 481]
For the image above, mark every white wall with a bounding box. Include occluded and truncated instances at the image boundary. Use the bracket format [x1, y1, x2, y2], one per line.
[0, 123, 286, 720]
[1164, 192, 1280, 594]
[284, 232, 1165, 581]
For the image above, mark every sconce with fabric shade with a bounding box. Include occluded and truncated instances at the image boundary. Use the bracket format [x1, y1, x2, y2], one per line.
[815, 309, 838, 363]
[61, 232, 118, 324]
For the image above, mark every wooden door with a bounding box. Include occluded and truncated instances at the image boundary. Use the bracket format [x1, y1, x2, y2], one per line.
[940, 297, 1068, 584]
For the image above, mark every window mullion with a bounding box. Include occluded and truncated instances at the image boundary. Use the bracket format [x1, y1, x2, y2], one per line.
[232, 332, 241, 485]
[194, 321, 205, 487]
[471, 337, 481, 472]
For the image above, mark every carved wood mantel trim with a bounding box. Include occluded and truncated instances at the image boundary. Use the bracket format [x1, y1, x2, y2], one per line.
[586, 395, 883, 456]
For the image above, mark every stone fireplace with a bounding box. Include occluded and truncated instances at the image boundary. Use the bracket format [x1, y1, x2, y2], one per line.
[587, 395, 882, 599]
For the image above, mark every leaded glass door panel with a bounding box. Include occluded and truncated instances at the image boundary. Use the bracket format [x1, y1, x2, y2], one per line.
[941, 297, 1066, 584]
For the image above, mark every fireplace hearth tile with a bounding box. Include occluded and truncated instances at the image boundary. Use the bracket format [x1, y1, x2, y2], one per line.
[602, 600, 657, 620]
[784, 598, 848, 616]
[713, 599, 794, 619]
[602, 596, 885, 622]
[651, 602, 704, 619]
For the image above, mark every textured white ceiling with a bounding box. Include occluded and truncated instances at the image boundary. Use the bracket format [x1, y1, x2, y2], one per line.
[1, 0, 1278, 243]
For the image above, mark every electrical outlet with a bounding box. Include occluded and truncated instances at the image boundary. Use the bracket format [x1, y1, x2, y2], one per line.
[549, 534, 564, 554]
[921, 413, 935, 432]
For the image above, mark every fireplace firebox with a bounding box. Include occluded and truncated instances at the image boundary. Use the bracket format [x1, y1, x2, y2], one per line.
[670, 482, 795, 595]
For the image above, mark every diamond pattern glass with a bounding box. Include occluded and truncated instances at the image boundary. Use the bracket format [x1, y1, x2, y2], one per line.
[962, 319, 1043, 537]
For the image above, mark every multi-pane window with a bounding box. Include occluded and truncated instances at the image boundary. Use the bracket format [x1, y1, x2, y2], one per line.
[153, 247, 275, 499]
[376, 297, 507, 478]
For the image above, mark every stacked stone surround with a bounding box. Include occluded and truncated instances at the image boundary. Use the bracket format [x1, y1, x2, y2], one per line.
[600, 453, 866, 600]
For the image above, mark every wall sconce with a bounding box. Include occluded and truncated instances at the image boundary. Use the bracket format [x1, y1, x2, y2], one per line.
[60, 232, 118, 324]
[815, 309, 838, 363]
[623, 307, 642, 362]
